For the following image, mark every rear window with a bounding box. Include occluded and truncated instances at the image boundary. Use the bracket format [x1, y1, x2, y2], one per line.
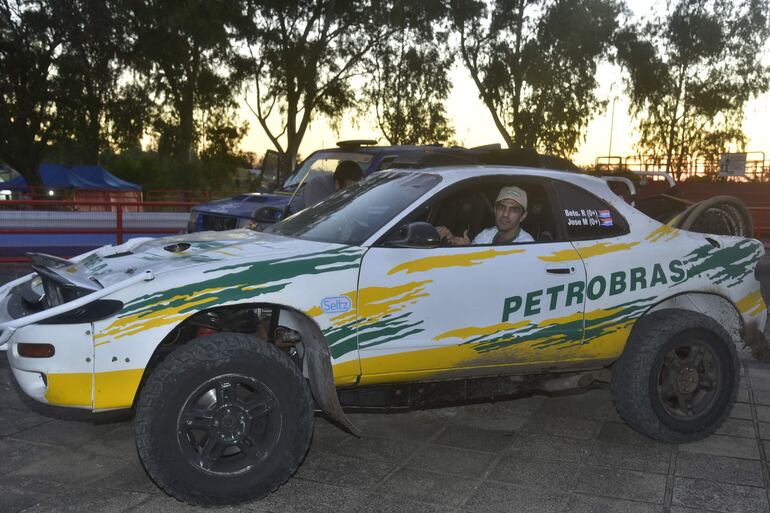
[283, 152, 374, 189]
[553, 181, 628, 239]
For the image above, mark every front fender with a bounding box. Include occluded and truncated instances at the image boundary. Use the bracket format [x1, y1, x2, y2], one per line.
[273, 308, 360, 436]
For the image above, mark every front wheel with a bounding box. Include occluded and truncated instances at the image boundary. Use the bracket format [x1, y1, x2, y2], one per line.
[611, 309, 739, 442]
[135, 332, 313, 505]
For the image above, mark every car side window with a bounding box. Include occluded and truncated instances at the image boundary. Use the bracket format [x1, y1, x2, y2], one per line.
[431, 185, 495, 242]
[426, 178, 562, 244]
[553, 181, 628, 240]
[377, 156, 398, 170]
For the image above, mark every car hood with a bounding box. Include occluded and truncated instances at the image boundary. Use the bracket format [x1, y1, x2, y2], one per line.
[66, 229, 345, 288]
[193, 192, 292, 218]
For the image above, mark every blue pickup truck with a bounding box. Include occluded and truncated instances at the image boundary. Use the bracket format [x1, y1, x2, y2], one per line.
[187, 141, 580, 232]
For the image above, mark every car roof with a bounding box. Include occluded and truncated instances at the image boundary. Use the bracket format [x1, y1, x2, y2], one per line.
[392, 165, 621, 206]
[386, 147, 580, 172]
[312, 144, 581, 172]
[398, 164, 601, 186]
[312, 145, 442, 155]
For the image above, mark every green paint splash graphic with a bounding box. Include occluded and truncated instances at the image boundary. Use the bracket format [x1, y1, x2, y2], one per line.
[680, 239, 763, 288]
[117, 246, 364, 319]
[325, 312, 425, 359]
[465, 296, 657, 354]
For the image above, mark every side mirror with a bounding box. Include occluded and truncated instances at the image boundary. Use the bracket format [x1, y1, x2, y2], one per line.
[259, 150, 280, 187]
[251, 206, 283, 223]
[386, 222, 440, 248]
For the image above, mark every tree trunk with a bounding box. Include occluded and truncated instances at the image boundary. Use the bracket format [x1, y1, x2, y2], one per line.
[84, 104, 101, 164]
[176, 91, 195, 163]
[1, 124, 44, 187]
[282, 139, 301, 183]
[21, 153, 44, 187]
[10, 145, 44, 187]
[666, 64, 687, 180]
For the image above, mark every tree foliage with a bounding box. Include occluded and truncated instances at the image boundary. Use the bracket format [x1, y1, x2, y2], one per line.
[360, 6, 455, 145]
[0, 0, 61, 184]
[451, 0, 620, 155]
[107, 81, 154, 152]
[127, 0, 246, 162]
[3, 0, 770, 192]
[235, 0, 393, 178]
[617, 0, 770, 177]
[48, 0, 128, 164]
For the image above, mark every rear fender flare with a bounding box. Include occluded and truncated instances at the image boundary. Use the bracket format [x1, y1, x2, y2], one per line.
[644, 291, 742, 345]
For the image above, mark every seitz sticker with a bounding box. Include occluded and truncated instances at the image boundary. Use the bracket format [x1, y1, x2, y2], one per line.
[321, 296, 353, 314]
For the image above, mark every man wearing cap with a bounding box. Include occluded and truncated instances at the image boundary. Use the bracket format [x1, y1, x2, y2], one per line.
[437, 186, 534, 245]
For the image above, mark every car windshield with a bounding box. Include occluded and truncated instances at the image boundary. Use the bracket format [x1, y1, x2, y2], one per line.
[282, 151, 374, 189]
[267, 172, 441, 245]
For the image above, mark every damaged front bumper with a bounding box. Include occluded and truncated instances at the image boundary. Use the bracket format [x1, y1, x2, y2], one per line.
[0, 269, 155, 349]
[0, 268, 155, 407]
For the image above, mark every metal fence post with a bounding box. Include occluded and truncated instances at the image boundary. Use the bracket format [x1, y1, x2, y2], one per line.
[116, 204, 124, 244]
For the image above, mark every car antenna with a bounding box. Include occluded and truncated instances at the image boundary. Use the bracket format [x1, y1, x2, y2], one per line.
[283, 164, 314, 218]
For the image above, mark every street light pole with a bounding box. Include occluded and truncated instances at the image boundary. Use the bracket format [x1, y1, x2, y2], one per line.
[608, 94, 617, 159]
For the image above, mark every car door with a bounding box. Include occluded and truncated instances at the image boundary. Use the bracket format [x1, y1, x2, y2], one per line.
[550, 178, 658, 364]
[355, 176, 588, 385]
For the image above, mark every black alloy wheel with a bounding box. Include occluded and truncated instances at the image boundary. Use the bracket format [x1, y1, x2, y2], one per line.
[654, 335, 722, 420]
[177, 374, 281, 475]
[136, 332, 313, 505]
[611, 309, 738, 442]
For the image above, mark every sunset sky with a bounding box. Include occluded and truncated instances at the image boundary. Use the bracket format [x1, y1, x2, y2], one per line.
[239, 0, 770, 166]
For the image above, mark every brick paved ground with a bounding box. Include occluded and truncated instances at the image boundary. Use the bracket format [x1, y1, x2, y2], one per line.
[1, 349, 770, 512]
[0, 261, 769, 512]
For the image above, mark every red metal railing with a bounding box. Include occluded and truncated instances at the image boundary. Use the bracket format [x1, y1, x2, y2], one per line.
[749, 207, 770, 242]
[0, 200, 198, 262]
[3, 187, 770, 266]
[595, 159, 770, 244]
[0, 199, 193, 211]
[595, 153, 769, 182]
[144, 189, 212, 203]
[1, 186, 251, 203]
[143, 189, 253, 203]
[0, 185, 144, 202]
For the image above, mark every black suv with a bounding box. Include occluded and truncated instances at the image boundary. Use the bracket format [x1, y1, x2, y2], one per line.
[187, 140, 579, 232]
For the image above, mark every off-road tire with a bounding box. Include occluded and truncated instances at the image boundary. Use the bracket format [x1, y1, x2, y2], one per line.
[135, 332, 313, 505]
[611, 309, 739, 442]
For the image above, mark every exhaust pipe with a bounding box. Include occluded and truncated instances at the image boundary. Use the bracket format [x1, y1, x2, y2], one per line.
[536, 370, 608, 393]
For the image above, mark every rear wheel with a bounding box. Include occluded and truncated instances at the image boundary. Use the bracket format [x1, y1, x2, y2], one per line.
[135, 332, 313, 505]
[611, 309, 738, 442]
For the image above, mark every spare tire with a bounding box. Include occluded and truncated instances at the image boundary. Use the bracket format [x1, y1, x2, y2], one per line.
[672, 195, 753, 237]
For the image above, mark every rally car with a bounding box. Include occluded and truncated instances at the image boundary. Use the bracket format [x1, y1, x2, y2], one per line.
[0, 165, 766, 505]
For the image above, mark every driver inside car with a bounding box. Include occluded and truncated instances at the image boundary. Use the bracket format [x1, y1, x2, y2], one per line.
[437, 186, 534, 245]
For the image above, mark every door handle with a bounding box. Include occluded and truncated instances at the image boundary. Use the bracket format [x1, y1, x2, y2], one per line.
[545, 266, 576, 275]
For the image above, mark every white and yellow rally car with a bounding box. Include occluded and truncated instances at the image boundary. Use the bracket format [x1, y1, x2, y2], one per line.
[0, 166, 766, 505]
